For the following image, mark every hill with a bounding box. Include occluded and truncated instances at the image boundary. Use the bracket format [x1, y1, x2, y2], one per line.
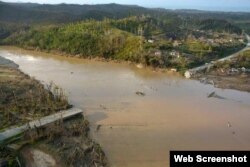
[0, 1, 248, 71]
[2, 20, 143, 62]
[0, 1, 153, 23]
[0, 2, 75, 23]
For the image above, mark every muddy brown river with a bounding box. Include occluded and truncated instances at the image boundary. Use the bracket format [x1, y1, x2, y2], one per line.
[1, 46, 250, 167]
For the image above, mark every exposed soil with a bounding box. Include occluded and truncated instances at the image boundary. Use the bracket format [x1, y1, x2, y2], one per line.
[193, 48, 250, 92]
[0, 56, 108, 167]
[20, 116, 108, 167]
[0, 56, 70, 130]
[193, 69, 250, 92]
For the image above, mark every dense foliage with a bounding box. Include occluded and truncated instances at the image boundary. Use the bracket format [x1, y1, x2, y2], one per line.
[3, 21, 143, 62]
[198, 19, 242, 34]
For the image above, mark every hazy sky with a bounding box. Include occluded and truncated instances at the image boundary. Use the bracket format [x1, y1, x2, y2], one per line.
[2, 0, 250, 11]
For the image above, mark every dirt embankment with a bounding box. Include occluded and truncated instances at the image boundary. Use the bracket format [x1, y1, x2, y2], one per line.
[0, 56, 108, 167]
[194, 71, 250, 92]
[193, 49, 250, 92]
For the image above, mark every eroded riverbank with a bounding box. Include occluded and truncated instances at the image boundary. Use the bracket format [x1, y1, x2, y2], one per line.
[1, 47, 250, 167]
[192, 48, 250, 93]
[0, 55, 107, 167]
[194, 72, 250, 93]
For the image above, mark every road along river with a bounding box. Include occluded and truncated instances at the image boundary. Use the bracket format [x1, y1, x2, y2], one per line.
[1, 46, 250, 167]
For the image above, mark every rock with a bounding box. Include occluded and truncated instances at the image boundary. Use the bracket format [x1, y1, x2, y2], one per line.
[208, 80, 214, 85]
[136, 91, 145, 96]
[136, 64, 144, 69]
[23, 148, 57, 167]
[100, 104, 107, 110]
[206, 65, 211, 73]
[230, 68, 239, 73]
[200, 78, 214, 85]
[170, 68, 177, 72]
[96, 125, 102, 132]
[184, 71, 191, 79]
[200, 77, 207, 83]
[208, 91, 216, 98]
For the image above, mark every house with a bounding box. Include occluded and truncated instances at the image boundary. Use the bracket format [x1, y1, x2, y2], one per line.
[148, 39, 154, 43]
[170, 50, 180, 58]
[199, 36, 206, 42]
[239, 39, 244, 43]
[207, 39, 214, 44]
[155, 51, 162, 56]
[173, 40, 182, 47]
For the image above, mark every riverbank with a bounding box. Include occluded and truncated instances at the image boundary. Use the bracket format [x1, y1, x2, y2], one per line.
[3, 45, 250, 94]
[0, 56, 108, 167]
[1, 47, 250, 167]
[0, 45, 182, 75]
[192, 49, 250, 92]
[2, 45, 250, 94]
[194, 72, 250, 92]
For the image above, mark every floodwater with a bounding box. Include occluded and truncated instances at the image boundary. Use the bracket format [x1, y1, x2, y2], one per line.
[1, 46, 250, 167]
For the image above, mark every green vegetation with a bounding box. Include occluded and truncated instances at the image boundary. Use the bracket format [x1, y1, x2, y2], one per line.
[0, 65, 107, 167]
[0, 1, 249, 71]
[0, 1, 151, 24]
[214, 50, 250, 69]
[236, 22, 250, 34]
[3, 21, 143, 62]
[237, 50, 250, 68]
[1, 16, 246, 71]
[198, 19, 242, 34]
[0, 67, 70, 130]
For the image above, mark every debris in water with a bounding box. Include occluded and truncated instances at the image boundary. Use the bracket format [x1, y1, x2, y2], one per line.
[207, 91, 226, 99]
[100, 104, 107, 110]
[227, 121, 232, 128]
[150, 86, 158, 91]
[136, 91, 145, 96]
[208, 91, 216, 98]
[96, 125, 102, 132]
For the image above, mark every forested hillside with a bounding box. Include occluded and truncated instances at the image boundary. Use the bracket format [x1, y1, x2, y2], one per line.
[0, 1, 249, 71]
[0, 1, 153, 23]
[3, 21, 143, 62]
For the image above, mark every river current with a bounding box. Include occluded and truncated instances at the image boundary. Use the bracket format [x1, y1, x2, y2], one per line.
[1, 47, 250, 167]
